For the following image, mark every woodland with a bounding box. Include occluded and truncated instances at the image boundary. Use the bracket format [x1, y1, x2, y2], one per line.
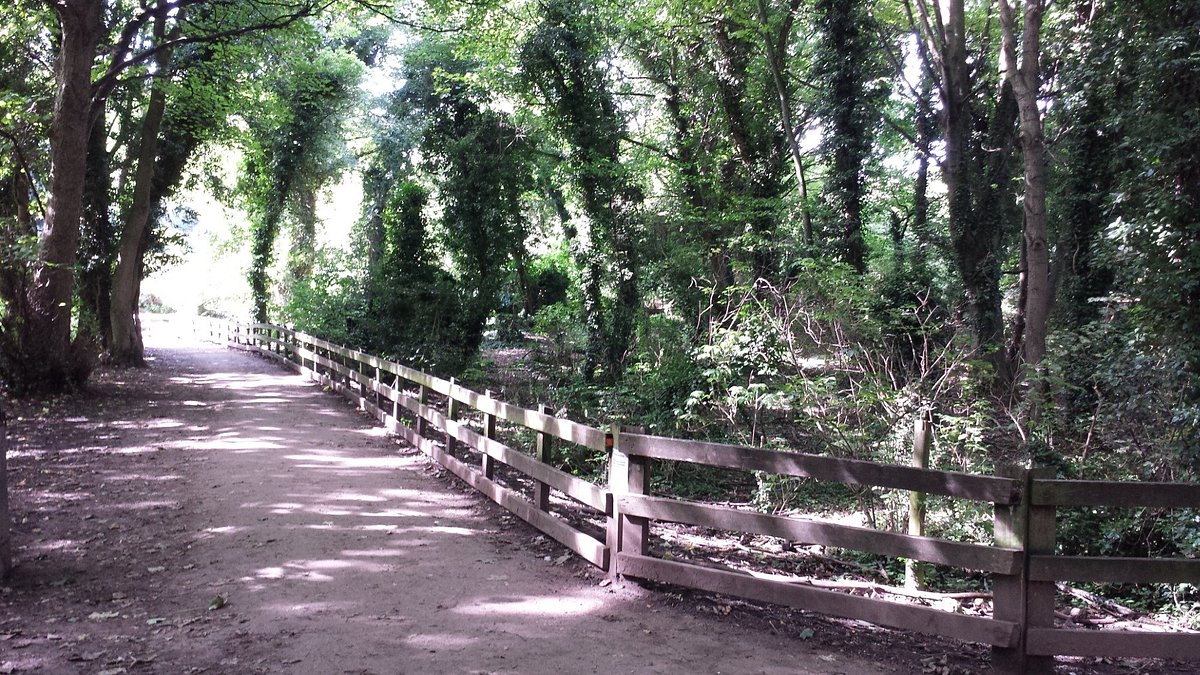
[0, 0, 1198, 621]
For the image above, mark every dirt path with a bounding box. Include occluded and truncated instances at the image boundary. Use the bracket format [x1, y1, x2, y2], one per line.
[2, 318, 905, 675]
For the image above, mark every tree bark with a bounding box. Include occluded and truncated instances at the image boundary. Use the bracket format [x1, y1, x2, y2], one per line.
[26, 0, 104, 390]
[757, 0, 813, 246]
[999, 0, 1050, 369]
[109, 15, 173, 367]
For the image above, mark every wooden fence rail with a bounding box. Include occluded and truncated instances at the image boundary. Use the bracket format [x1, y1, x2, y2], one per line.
[197, 318, 1200, 672]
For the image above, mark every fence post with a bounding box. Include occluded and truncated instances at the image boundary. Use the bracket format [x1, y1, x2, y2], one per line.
[445, 378, 460, 455]
[1026, 468, 1057, 669]
[390, 376, 402, 432]
[415, 385, 429, 441]
[1, 416, 10, 578]
[535, 404, 553, 511]
[905, 410, 933, 590]
[991, 467, 1055, 674]
[319, 345, 330, 387]
[606, 425, 648, 578]
[482, 391, 497, 481]
[373, 365, 382, 412]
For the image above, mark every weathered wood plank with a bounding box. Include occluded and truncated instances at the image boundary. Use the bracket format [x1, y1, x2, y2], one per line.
[449, 386, 606, 451]
[619, 495, 1018, 573]
[621, 434, 1021, 504]
[1026, 628, 1200, 659]
[412, 400, 609, 513]
[464, 431, 609, 513]
[1029, 556, 1200, 584]
[616, 554, 1018, 647]
[1032, 479, 1200, 508]
[297, 332, 605, 450]
[425, 433, 609, 569]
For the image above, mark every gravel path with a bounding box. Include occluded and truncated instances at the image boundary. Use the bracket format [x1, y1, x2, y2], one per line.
[2, 317, 892, 674]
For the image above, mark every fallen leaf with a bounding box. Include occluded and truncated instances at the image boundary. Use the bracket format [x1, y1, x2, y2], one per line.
[208, 595, 227, 611]
[88, 612, 120, 621]
[798, 628, 815, 640]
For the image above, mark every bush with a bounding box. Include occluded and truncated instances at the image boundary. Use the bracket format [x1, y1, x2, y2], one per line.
[138, 293, 175, 314]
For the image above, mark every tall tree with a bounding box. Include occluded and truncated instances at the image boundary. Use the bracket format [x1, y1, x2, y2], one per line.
[401, 39, 532, 360]
[243, 46, 362, 323]
[26, 0, 105, 390]
[998, 0, 1050, 371]
[108, 11, 174, 366]
[911, 0, 1021, 380]
[521, 0, 644, 380]
[814, 0, 889, 273]
[13, 0, 326, 392]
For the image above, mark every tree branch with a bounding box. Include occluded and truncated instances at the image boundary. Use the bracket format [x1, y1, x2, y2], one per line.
[91, 0, 334, 105]
[0, 128, 47, 218]
[620, 134, 674, 160]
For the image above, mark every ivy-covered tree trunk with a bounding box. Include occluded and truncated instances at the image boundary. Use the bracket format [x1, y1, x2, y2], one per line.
[757, 0, 812, 247]
[918, 0, 1019, 380]
[521, 0, 643, 380]
[711, 17, 783, 282]
[288, 185, 318, 284]
[77, 102, 115, 350]
[815, 0, 887, 274]
[911, 76, 936, 269]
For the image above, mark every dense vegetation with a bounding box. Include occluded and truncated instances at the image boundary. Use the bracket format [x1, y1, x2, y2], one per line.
[2, 0, 1197, 615]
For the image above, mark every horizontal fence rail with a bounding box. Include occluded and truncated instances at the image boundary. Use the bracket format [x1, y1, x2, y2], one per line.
[197, 318, 1200, 673]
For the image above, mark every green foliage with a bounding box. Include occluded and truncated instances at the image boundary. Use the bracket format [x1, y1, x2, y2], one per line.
[812, 0, 891, 272]
[241, 39, 364, 322]
[277, 247, 361, 345]
[520, 0, 643, 380]
[400, 37, 532, 355]
[138, 293, 175, 314]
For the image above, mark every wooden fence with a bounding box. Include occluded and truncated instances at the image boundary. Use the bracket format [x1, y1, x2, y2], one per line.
[201, 318, 1200, 672]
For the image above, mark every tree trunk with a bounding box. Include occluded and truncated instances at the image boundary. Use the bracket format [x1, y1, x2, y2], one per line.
[1000, 0, 1050, 370]
[26, 0, 104, 390]
[288, 184, 318, 284]
[78, 100, 114, 349]
[757, 0, 812, 246]
[110, 18, 172, 367]
[924, 0, 1019, 381]
[911, 75, 934, 269]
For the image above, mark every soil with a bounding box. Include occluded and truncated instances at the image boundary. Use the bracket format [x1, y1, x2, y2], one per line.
[0, 316, 1193, 674]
